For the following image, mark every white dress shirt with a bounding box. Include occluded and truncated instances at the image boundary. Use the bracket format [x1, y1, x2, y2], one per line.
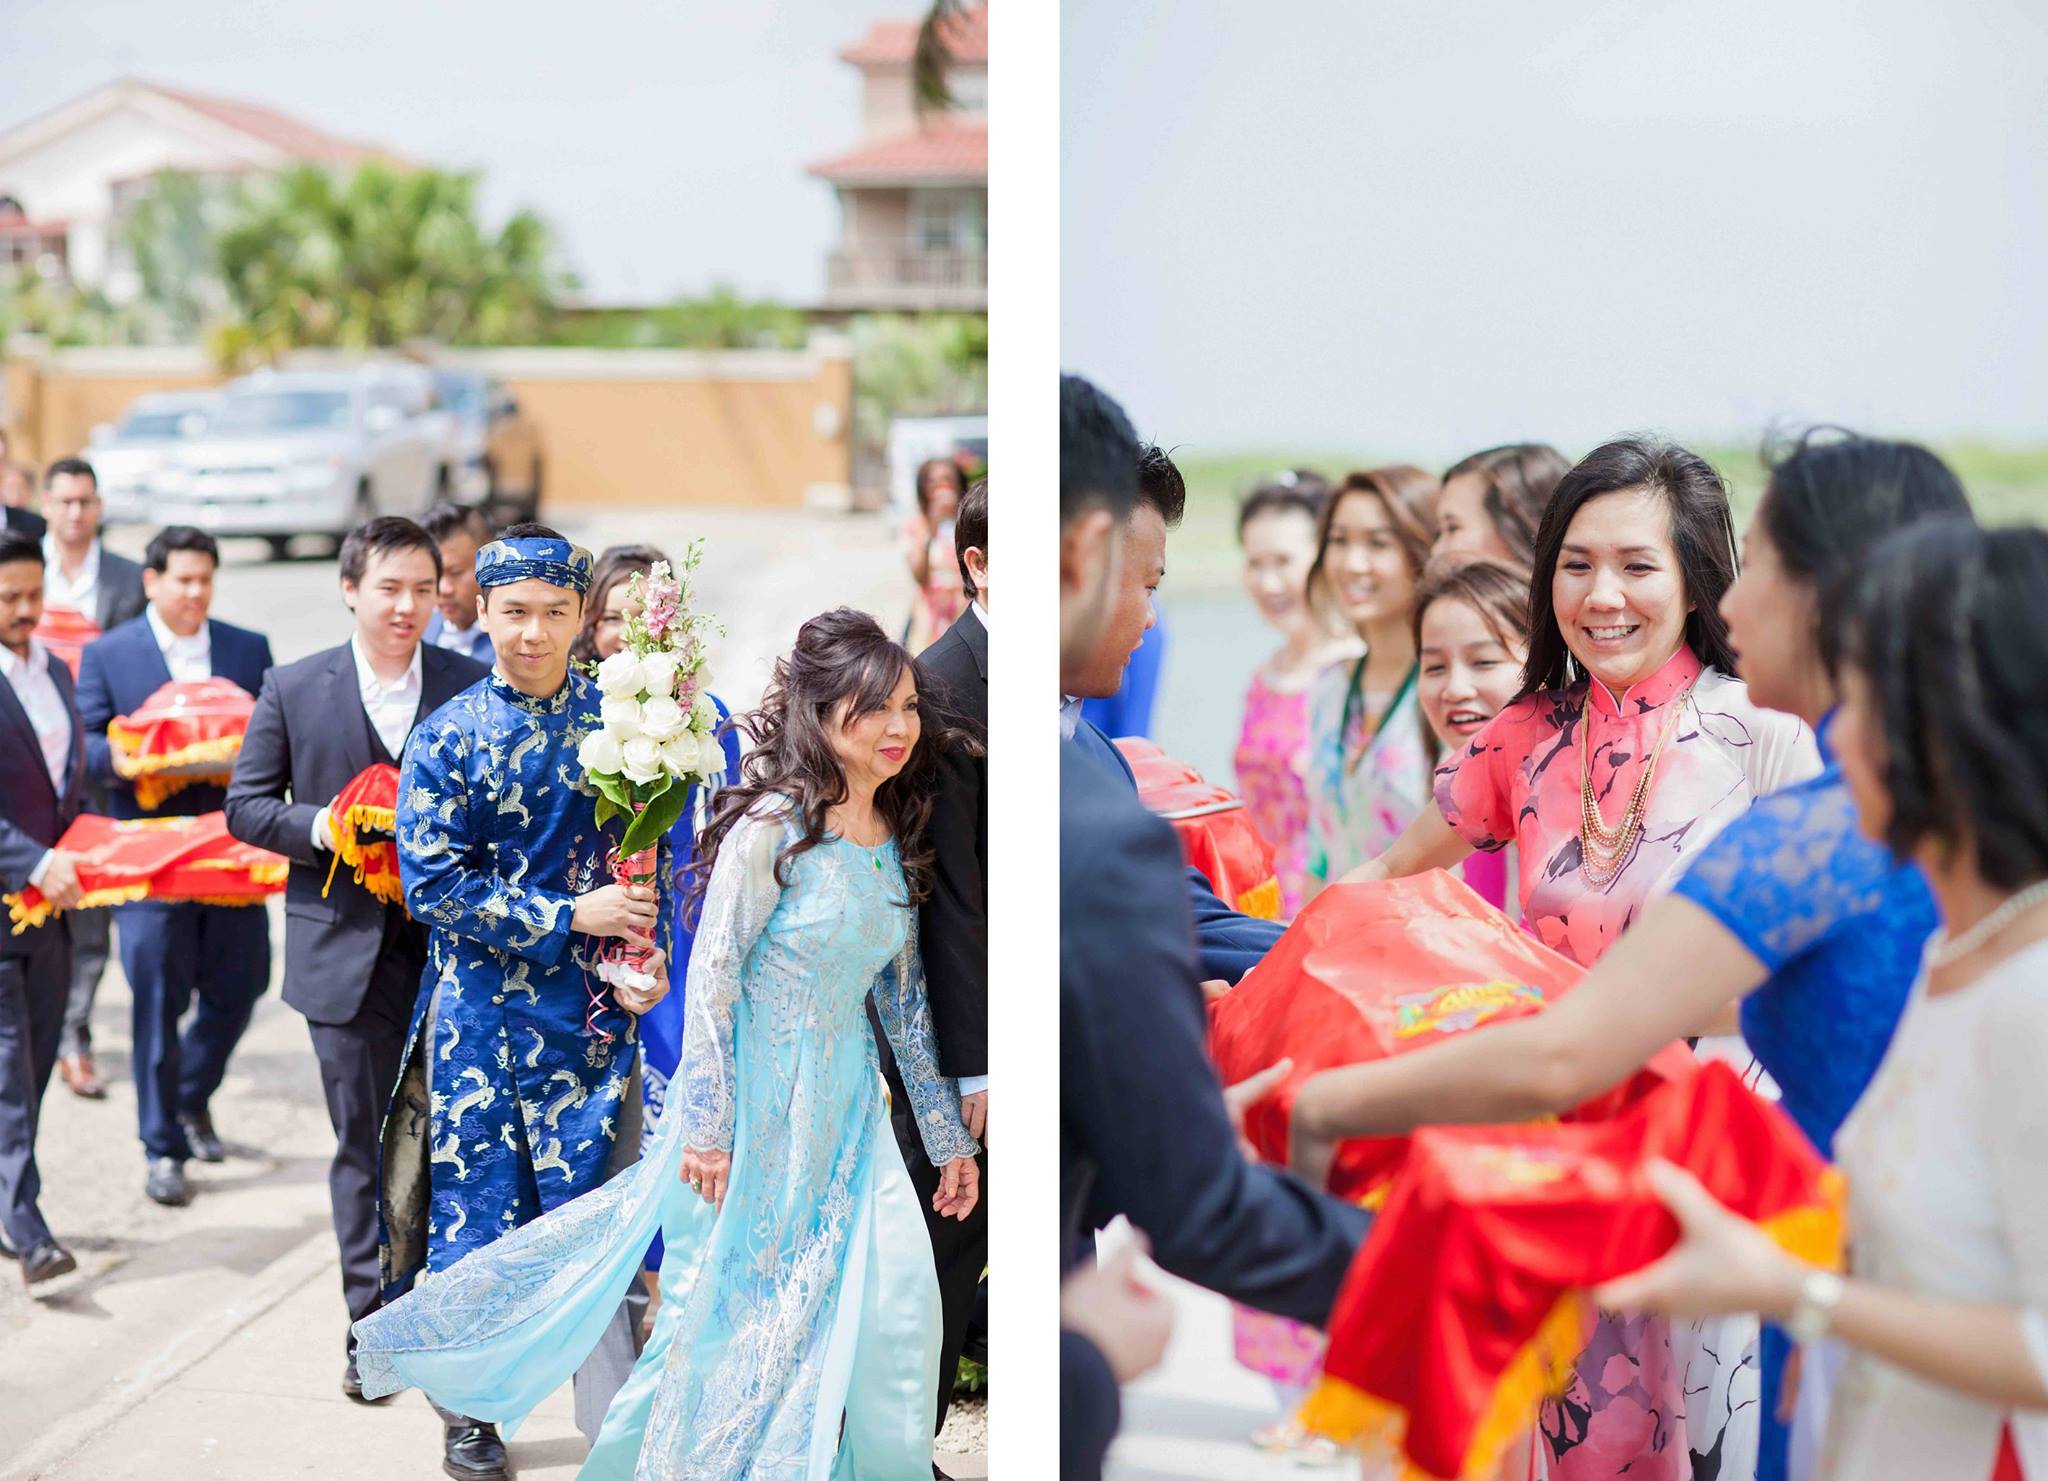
[1058, 694, 1083, 740]
[970, 599, 988, 630]
[433, 616, 482, 652]
[352, 636, 424, 761]
[145, 604, 212, 682]
[41, 537, 100, 617]
[2, 639, 73, 887]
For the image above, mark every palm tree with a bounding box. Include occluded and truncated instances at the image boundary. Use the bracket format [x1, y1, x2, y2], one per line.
[210, 163, 568, 366]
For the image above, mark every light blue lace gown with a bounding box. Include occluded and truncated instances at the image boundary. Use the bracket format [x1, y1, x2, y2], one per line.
[354, 796, 980, 1479]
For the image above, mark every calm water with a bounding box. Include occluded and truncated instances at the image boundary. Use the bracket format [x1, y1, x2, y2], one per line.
[1146, 592, 1279, 786]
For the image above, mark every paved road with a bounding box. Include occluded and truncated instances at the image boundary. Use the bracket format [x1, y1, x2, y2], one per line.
[0, 507, 990, 1479]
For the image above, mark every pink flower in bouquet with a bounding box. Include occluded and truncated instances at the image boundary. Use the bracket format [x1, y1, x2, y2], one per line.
[642, 566, 682, 641]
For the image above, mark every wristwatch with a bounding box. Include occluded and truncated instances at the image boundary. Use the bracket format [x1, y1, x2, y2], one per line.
[1786, 1269, 1846, 1345]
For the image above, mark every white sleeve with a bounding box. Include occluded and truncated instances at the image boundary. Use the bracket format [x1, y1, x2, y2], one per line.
[1747, 705, 1822, 799]
[1977, 972, 2048, 1391]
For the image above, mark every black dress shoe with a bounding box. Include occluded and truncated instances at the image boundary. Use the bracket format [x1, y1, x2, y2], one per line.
[145, 1156, 190, 1206]
[443, 1421, 509, 1481]
[21, 1241, 76, 1285]
[180, 1110, 225, 1163]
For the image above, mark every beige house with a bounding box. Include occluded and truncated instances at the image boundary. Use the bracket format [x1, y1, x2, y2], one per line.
[809, 6, 987, 313]
[0, 77, 394, 301]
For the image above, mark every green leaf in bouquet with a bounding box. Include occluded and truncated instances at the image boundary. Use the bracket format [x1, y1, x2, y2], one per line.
[619, 774, 689, 856]
[593, 791, 620, 830]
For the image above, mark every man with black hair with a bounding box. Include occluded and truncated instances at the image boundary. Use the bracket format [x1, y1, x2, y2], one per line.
[0, 529, 85, 1285]
[420, 503, 495, 664]
[39, 455, 145, 1101]
[225, 516, 486, 1404]
[1059, 374, 1369, 1479]
[1063, 442, 1286, 982]
[373, 520, 668, 1472]
[75, 525, 273, 1208]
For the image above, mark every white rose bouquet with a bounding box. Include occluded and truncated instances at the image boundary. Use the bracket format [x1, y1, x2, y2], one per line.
[575, 543, 724, 990]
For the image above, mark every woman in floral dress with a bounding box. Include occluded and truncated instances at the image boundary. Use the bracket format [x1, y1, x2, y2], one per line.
[1232, 470, 1356, 919]
[1305, 439, 1819, 1480]
[1301, 466, 1442, 896]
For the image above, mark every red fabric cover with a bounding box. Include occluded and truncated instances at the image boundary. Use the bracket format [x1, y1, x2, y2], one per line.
[1314, 1061, 1842, 1480]
[1115, 736, 1284, 920]
[1208, 871, 1694, 1201]
[32, 607, 101, 678]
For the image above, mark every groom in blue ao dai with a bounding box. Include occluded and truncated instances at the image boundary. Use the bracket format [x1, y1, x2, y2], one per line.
[380, 529, 662, 1470]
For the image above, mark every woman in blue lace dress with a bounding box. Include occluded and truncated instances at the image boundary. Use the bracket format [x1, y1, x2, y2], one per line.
[1289, 431, 1973, 1481]
[354, 608, 982, 1479]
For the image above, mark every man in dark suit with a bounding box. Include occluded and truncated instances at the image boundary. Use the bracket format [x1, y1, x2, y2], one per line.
[0, 530, 87, 1284]
[887, 475, 988, 1446]
[39, 456, 147, 1101]
[1059, 375, 1369, 1476]
[76, 526, 274, 1208]
[226, 516, 486, 1413]
[1062, 442, 1285, 984]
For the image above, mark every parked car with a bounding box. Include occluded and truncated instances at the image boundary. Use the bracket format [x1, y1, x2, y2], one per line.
[87, 391, 219, 524]
[152, 368, 447, 558]
[432, 369, 544, 518]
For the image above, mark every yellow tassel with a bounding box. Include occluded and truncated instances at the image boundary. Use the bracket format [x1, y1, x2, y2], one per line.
[1236, 877, 1283, 921]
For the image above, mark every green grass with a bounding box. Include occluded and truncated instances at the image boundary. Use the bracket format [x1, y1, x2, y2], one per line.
[1167, 442, 2048, 596]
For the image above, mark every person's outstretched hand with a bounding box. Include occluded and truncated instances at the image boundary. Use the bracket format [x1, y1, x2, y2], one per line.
[1062, 1235, 1174, 1384]
[681, 1147, 731, 1209]
[1593, 1159, 1806, 1320]
[934, 1155, 980, 1221]
[1223, 1057, 1292, 1161]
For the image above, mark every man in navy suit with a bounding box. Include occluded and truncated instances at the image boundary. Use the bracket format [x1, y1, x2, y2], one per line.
[76, 526, 274, 1207]
[39, 456, 148, 1101]
[0, 530, 88, 1284]
[419, 504, 495, 665]
[1059, 375, 1368, 1478]
[1061, 441, 1285, 984]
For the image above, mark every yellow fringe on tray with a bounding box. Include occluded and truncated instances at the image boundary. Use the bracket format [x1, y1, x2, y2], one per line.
[321, 803, 405, 905]
[1235, 877, 1283, 921]
[107, 730, 242, 811]
[1296, 1178, 1847, 1481]
[6, 883, 152, 934]
[1299, 1288, 1592, 1481]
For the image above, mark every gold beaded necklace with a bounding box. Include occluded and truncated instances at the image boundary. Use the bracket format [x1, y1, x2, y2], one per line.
[1577, 678, 1696, 886]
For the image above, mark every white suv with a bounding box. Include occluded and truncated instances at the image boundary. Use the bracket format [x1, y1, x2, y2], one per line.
[153, 368, 449, 558]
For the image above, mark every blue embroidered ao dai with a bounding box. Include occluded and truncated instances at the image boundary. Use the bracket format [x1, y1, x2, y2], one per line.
[355, 795, 980, 1480]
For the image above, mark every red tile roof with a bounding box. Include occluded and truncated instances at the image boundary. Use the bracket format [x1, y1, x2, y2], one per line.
[808, 119, 987, 185]
[144, 81, 399, 167]
[839, 5, 988, 67]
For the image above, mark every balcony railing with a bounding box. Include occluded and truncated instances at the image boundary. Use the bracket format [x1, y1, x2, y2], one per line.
[825, 243, 987, 310]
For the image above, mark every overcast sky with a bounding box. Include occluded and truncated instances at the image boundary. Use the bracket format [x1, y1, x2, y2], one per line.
[1063, 0, 2048, 458]
[7, 0, 915, 303]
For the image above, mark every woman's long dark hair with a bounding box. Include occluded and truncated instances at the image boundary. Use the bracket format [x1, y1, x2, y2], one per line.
[1441, 442, 1571, 565]
[570, 543, 667, 667]
[1837, 523, 2048, 889]
[1519, 437, 1739, 698]
[687, 607, 977, 922]
[1757, 428, 1971, 673]
[1304, 465, 1440, 631]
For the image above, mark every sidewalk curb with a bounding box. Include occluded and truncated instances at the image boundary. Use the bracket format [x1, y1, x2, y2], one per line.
[3, 1226, 335, 1481]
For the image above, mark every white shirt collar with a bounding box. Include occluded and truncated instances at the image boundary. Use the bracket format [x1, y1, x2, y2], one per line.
[970, 599, 989, 629]
[350, 634, 423, 700]
[0, 639, 50, 682]
[1058, 694, 1083, 740]
[42, 535, 99, 587]
[145, 603, 209, 657]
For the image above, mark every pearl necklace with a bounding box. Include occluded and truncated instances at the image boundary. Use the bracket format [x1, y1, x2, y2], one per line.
[1577, 680, 1696, 887]
[1926, 877, 2048, 968]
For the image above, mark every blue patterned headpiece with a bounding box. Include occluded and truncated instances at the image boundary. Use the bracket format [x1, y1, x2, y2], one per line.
[475, 536, 595, 593]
